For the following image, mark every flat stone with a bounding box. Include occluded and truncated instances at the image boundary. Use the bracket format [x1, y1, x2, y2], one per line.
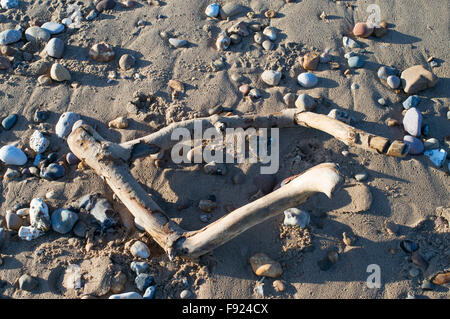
[342, 36, 359, 48]
[108, 116, 129, 129]
[403, 107, 422, 137]
[41, 22, 65, 34]
[45, 38, 64, 58]
[400, 65, 439, 94]
[0, 29, 22, 45]
[25, 26, 50, 43]
[424, 149, 447, 167]
[355, 172, 368, 181]
[51, 209, 78, 234]
[348, 56, 364, 68]
[219, 3, 243, 19]
[168, 38, 187, 48]
[143, 286, 156, 299]
[249, 253, 283, 278]
[5, 211, 23, 230]
[424, 138, 439, 150]
[386, 75, 400, 89]
[0, 145, 27, 165]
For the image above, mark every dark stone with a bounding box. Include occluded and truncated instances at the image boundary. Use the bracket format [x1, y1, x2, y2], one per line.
[51, 209, 78, 234]
[2, 114, 18, 130]
[96, 0, 116, 12]
[34, 110, 49, 123]
[73, 221, 87, 238]
[135, 273, 154, 291]
[40, 163, 65, 180]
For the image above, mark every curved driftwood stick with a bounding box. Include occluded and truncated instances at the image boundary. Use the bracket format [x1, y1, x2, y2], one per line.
[68, 124, 343, 259]
[120, 109, 408, 159]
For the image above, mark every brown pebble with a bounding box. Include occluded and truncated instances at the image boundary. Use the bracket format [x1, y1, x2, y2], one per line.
[273, 280, 285, 292]
[386, 118, 399, 127]
[108, 116, 129, 129]
[264, 10, 276, 18]
[344, 69, 351, 76]
[380, 20, 388, 28]
[239, 84, 250, 95]
[89, 42, 115, 62]
[168, 79, 184, 92]
[353, 22, 374, 38]
[432, 272, 450, 285]
[250, 253, 283, 278]
[302, 52, 320, 71]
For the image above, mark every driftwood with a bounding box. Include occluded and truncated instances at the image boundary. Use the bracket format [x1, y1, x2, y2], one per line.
[67, 109, 407, 259]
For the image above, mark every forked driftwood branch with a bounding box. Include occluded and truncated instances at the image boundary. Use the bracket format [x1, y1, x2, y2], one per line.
[67, 110, 407, 259]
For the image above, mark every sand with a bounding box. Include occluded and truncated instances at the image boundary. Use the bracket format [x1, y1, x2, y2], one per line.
[0, 0, 449, 299]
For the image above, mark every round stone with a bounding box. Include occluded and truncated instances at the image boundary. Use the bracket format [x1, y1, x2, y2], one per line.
[66, 152, 80, 165]
[348, 56, 364, 68]
[283, 208, 310, 228]
[73, 221, 87, 238]
[378, 98, 386, 106]
[262, 39, 273, 51]
[2, 114, 17, 130]
[295, 94, 315, 111]
[386, 75, 400, 89]
[55, 112, 81, 138]
[180, 289, 192, 299]
[403, 135, 424, 155]
[25, 26, 50, 43]
[40, 163, 65, 180]
[262, 27, 277, 41]
[119, 54, 135, 70]
[0, 29, 22, 45]
[261, 70, 281, 86]
[297, 72, 318, 88]
[50, 63, 71, 81]
[51, 209, 78, 234]
[89, 42, 115, 62]
[29, 130, 49, 154]
[249, 253, 283, 278]
[41, 22, 65, 35]
[353, 22, 373, 38]
[0, 145, 27, 165]
[239, 84, 250, 95]
[403, 107, 422, 137]
[135, 273, 154, 291]
[205, 3, 220, 18]
[130, 241, 150, 259]
[45, 38, 64, 58]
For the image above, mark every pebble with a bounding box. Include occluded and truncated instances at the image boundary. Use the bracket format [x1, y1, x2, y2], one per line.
[73, 221, 87, 238]
[353, 22, 373, 38]
[41, 22, 65, 35]
[198, 199, 217, 213]
[377, 66, 398, 81]
[262, 39, 273, 51]
[283, 208, 310, 228]
[403, 107, 422, 136]
[0, 56, 11, 70]
[40, 163, 65, 180]
[18, 226, 41, 241]
[169, 38, 187, 48]
[143, 286, 156, 299]
[421, 280, 434, 291]
[249, 88, 261, 99]
[262, 27, 277, 41]
[239, 84, 250, 96]
[130, 241, 150, 259]
[347, 56, 364, 68]
[89, 43, 115, 63]
[51, 209, 78, 234]
[1, 0, 18, 9]
[249, 253, 283, 278]
[411, 251, 429, 270]
[25, 26, 50, 43]
[424, 149, 447, 167]
[400, 240, 418, 253]
[180, 289, 192, 299]
[16, 208, 29, 217]
[29, 130, 49, 154]
[0, 29, 22, 45]
[66, 152, 80, 165]
[135, 273, 154, 291]
[254, 32, 263, 44]
[119, 54, 135, 70]
[205, 3, 220, 18]
[378, 98, 386, 106]
[400, 65, 439, 94]
[109, 292, 143, 299]
[2, 114, 17, 130]
[295, 93, 315, 111]
[402, 95, 420, 110]
[4, 167, 20, 180]
[131, 261, 150, 275]
[403, 135, 424, 154]
[272, 280, 285, 292]
[19, 274, 38, 291]
[344, 52, 356, 59]
[96, 0, 116, 12]
[215, 32, 230, 51]
[297, 72, 318, 88]
[283, 93, 296, 107]
[29, 198, 50, 231]
[108, 116, 129, 129]
[50, 63, 71, 82]
[45, 38, 65, 58]
[219, 3, 243, 19]
[328, 108, 351, 124]
[34, 110, 49, 123]
[423, 138, 439, 150]
[56, 112, 81, 138]
[342, 36, 359, 48]
[386, 75, 400, 89]
[6, 211, 23, 230]
[355, 172, 368, 181]
[302, 52, 320, 71]
[261, 70, 281, 86]
[0, 145, 27, 165]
